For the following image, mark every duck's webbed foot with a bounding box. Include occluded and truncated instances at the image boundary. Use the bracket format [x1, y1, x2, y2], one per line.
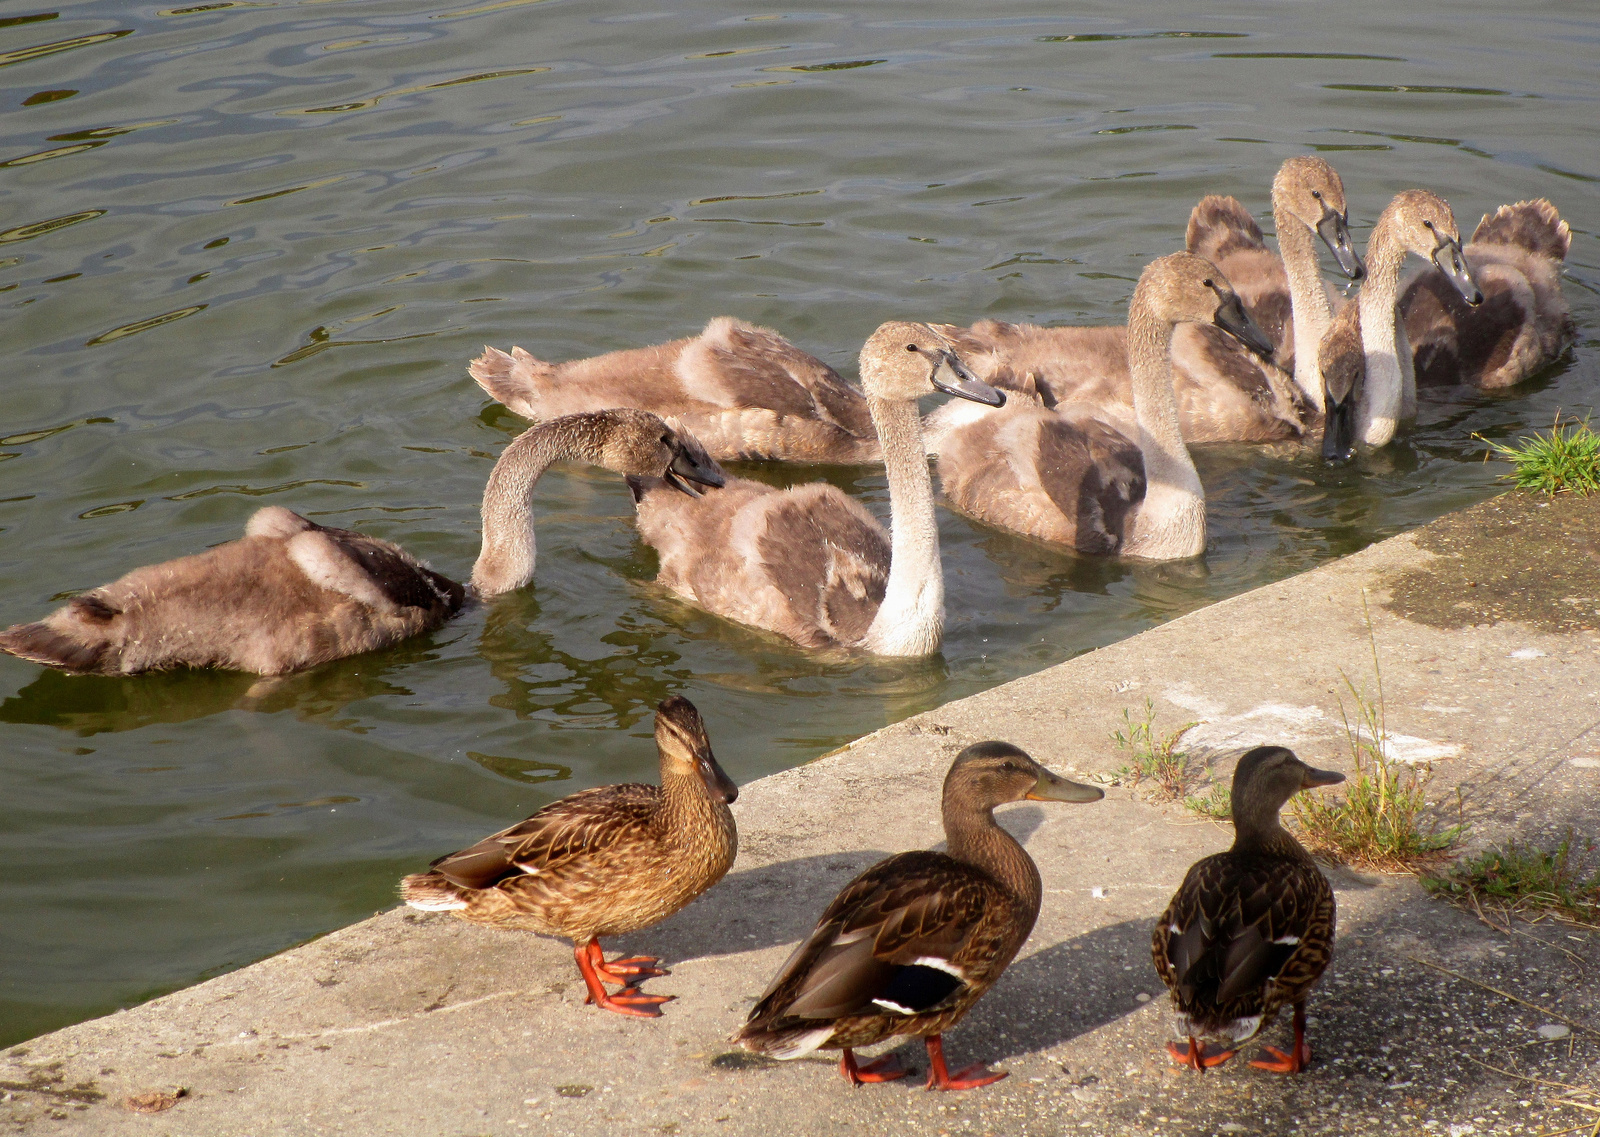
[573, 940, 674, 1018]
[839, 1049, 909, 1086]
[924, 1035, 1008, 1091]
[1167, 1037, 1236, 1072]
[1249, 1002, 1312, 1074]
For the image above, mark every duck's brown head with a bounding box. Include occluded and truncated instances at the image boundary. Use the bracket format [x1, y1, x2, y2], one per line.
[1230, 745, 1344, 835]
[655, 695, 738, 803]
[942, 741, 1103, 813]
[1273, 156, 1364, 280]
[1376, 189, 1482, 305]
[1135, 252, 1275, 358]
[587, 409, 725, 498]
[858, 321, 1005, 407]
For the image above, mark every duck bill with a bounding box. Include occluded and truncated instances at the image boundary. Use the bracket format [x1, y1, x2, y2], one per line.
[663, 446, 726, 498]
[930, 350, 1006, 407]
[1431, 236, 1483, 306]
[1026, 768, 1105, 804]
[701, 755, 739, 804]
[1300, 766, 1346, 790]
[1316, 208, 1366, 281]
[1213, 295, 1275, 359]
[1322, 389, 1356, 464]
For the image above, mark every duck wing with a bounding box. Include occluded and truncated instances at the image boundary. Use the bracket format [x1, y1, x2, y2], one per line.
[1153, 851, 1334, 1030]
[429, 784, 661, 890]
[749, 851, 1018, 1026]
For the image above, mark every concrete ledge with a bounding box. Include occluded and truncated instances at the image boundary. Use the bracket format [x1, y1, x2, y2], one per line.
[5, 495, 1599, 1135]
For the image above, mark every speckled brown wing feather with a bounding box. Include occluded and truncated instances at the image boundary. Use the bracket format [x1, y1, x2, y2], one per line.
[746, 851, 1023, 1031]
[1152, 851, 1335, 1037]
[702, 319, 875, 438]
[429, 784, 660, 890]
[753, 491, 889, 648]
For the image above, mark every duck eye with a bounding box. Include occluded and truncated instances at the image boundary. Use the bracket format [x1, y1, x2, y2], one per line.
[1311, 190, 1322, 200]
[1423, 219, 1435, 231]
[1202, 278, 1214, 288]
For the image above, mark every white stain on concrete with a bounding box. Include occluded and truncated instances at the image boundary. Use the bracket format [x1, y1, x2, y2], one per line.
[1571, 756, 1600, 769]
[1175, 700, 1460, 764]
[1510, 648, 1547, 660]
[1162, 683, 1227, 718]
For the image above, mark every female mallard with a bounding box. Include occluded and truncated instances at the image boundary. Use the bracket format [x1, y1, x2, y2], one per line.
[1152, 745, 1344, 1074]
[733, 742, 1103, 1090]
[400, 696, 737, 1017]
[0, 409, 722, 676]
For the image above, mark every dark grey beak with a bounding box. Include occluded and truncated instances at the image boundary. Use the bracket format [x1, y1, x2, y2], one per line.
[1316, 207, 1366, 281]
[929, 350, 1006, 407]
[1321, 389, 1357, 464]
[1431, 235, 1482, 306]
[1025, 764, 1105, 804]
[701, 754, 739, 804]
[662, 444, 726, 498]
[1213, 295, 1275, 359]
[1299, 765, 1345, 790]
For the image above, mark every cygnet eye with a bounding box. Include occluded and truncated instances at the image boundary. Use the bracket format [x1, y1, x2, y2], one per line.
[906, 343, 920, 352]
[1423, 219, 1435, 231]
[1202, 278, 1214, 289]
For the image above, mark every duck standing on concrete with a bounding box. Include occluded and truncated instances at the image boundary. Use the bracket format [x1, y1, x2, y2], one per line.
[928, 254, 1270, 557]
[1152, 745, 1344, 1073]
[630, 321, 1003, 656]
[733, 742, 1103, 1090]
[0, 410, 723, 676]
[1401, 198, 1574, 390]
[400, 696, 737, 1017]
[1315, 190, 1484, 460]
[470, 316, 880, 464]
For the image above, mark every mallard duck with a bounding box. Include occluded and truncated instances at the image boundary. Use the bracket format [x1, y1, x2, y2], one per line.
[1152, 745, 1345, 1074]
[470, 316, 881, 464]
[733, 741, 1103, 1089]
[400, 695, 737, 1017]
[0, 409, 722, 675]
[630, 322, 1003, 656]
[928, 254, 1271, 558]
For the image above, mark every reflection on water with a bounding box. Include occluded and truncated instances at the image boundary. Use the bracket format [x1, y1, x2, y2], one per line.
[0, 0, 1596, 1046]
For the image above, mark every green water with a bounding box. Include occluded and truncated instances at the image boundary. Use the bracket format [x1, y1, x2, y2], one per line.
[0, 0, 1595, 1047]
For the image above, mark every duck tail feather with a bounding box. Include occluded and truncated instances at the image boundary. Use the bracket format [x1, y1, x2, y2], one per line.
[0, 620, 111, 673]
[1187, 195, 1265, 259]
[468, 345, 555, 419]
[399, 871, 471, 911]
[1472, 199, 1570, 262]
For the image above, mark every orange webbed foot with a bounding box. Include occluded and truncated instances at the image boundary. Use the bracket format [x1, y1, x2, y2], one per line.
[839, 1051, 909, 1086]
[587, 988, 675, 1018]
[1249, 1041, 1311, 1074]
[927, 1063, 1008, 1091]
[596, 955, 671, 982]
[1167, 1039, 1236, 1071]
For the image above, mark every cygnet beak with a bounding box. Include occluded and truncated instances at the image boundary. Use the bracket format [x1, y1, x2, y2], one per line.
[930, 350, 1006, 407]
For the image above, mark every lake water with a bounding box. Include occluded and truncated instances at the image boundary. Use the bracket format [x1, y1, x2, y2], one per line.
[0, 0, 1595, 1046]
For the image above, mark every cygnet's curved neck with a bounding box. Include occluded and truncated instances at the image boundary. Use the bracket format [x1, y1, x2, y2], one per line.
[1274, 200, 1335, 405]
[860, 395, 944, 656]
[1125, 303, 1206, 559]
[472, 419, 609, 597]
[1352, 221, 1413, 448]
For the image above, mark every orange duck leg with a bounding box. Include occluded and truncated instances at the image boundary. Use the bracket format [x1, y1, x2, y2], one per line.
[839, 1049, 909, 1086]
[584, 937, 670, 982]
[1167, 1037, 1237, 1072]
[924, 1035, 1008, 1091]
[1249, 1002, 1312, 1074]
[573, 940, 674, 1017]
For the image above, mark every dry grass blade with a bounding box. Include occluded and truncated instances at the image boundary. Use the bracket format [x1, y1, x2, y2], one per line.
[1406, 956, 1600, 1039]
[1424, 831, 1600, 932]
[1289, 594, 1464, 871]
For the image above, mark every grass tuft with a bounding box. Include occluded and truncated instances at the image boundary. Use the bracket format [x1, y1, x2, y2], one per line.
[1289, 595, 1466, 872]
[1183, 783, 1232, 821]
[1423, 832, 1600, 929]
[1478, 413, 1600, 496]
[1109, 699, 1201, 803]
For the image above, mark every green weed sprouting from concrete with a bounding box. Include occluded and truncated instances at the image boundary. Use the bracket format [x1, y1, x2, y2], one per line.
[1183, 783, 1232, 821]
[1477, 413, 1600, 497]
[1110, 698, 1201, 803]
[1289, 594, 1466, 872]
[1423, 831, 1600, 930]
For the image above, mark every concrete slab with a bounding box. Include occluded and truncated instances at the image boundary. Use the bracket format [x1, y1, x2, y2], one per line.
[4, 494, 1598, 1136]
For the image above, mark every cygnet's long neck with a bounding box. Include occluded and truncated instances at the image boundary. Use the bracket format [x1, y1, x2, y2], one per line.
[860, 395, 944, 656]
[1274, 201, 1336, 405]
[472, 419, 608, 597]
[1125, 303, 1206, 560]
[1352, 222, 1412, 448]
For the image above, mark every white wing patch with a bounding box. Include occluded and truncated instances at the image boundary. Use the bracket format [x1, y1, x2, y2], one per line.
[910, 956, 967, 980]
[761, 1026, 835, 1061]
